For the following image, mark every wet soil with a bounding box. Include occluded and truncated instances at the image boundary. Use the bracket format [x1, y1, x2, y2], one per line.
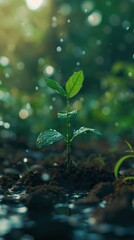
[0, 140, 134, 239]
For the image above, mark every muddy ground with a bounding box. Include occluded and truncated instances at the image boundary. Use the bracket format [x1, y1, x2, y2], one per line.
[0, 139, 134, 240]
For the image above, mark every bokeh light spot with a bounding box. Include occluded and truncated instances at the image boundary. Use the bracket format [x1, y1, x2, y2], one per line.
[87, 11, 102, 26]
[19, 109, 29, 119]
[0, 56, 9, 66]
[81, 1, 94, 13]
[45, 66, 54, 75]
[25, 0, 47, 11]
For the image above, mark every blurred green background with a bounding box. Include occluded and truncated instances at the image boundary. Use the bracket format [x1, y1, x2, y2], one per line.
[0, 0, 134, 146]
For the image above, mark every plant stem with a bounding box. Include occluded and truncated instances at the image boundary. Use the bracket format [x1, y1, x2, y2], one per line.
[66, 98, 71, 171]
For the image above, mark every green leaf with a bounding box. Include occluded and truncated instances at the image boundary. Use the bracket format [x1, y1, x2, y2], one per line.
[57, 110, 77, 120]
[36, 129, 65, 148]
[47, 79, 66, 97]
[124, 140, 134, 153]
[114, 155, 134, 179]
[71, 127, 102, 141]
[65, 71, 84, 98]
[123, 176, 134, 182]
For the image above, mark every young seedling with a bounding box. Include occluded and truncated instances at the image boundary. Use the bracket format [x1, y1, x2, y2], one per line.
[114, 141, 134, 182]
[36, 70, 101, 171]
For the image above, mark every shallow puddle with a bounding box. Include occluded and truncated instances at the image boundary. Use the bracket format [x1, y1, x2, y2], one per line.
[0, 188, 133, 240]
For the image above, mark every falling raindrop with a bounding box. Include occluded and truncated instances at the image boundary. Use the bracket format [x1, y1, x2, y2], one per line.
[49, 105, 53, 110]
[76, 62, 80, 66]
[82, 50, 86, 55]
[23, 158, 28, 163]
[128, 72, 132, 77]
[60, 38, 64, 43]
[67, 19, 71, 23]
[56, 46, 62, 52]
[45, 65, 54, 75]
[35, 86, 39, 91]
[42, 173, 50, 182]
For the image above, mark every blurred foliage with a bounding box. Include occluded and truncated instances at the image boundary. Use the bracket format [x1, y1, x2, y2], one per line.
[0, 0, 134, 145]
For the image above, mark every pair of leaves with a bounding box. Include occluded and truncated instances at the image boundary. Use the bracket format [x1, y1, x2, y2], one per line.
[47, 70, 84, 99]
[36, 127, 101, 149]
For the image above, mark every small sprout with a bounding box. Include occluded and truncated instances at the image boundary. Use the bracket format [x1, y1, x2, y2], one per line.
[123, 176, 134, 183]
[114, 141, 134, 181]
[36, 71, 101, 171]
[124, 140, 134, 153]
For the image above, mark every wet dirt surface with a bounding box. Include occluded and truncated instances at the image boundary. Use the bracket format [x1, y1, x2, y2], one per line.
[0, 140, 134, 239]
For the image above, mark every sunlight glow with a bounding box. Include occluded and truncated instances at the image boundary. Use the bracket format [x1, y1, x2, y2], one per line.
[25, 0, 47, 10]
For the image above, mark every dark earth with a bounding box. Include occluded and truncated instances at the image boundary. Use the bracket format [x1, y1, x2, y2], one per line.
[0, 139, 134, 240]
